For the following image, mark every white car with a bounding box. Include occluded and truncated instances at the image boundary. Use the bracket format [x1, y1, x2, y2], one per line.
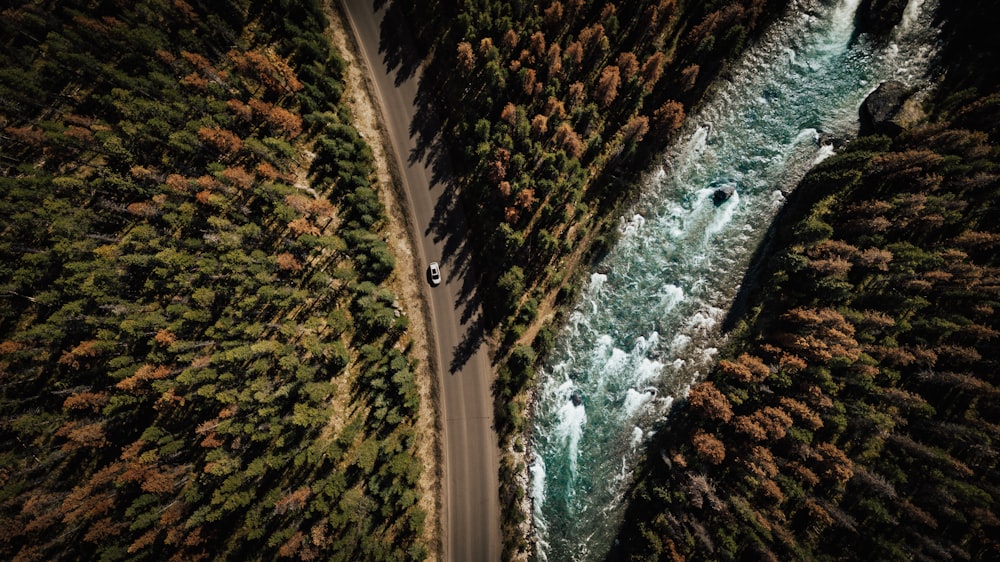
[428, 261, 442, 286]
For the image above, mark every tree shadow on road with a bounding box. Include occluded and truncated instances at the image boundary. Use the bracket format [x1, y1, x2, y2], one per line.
[373, 0, 422, 86]
[368, 0, 497, 374]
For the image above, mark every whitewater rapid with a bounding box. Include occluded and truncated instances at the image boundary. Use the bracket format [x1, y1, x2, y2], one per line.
[529, 0, 940, 560]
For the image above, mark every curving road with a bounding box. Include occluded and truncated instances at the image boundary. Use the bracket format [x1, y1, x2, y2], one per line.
[338, 1, 501, 561]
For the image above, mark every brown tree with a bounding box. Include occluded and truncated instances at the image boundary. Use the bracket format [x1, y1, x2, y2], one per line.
[565, 41, 583, 67]
[544, 1, 564, 26]
[276, 252, 303, 271]
[544, 96, 566, 118]
[501, 102, 518, 125]
[547, 43, 563, 76]
[457, 41, 476, 73]
[653, 100, 686, 133]
[641, 52, 666, 90]
[63, 391, 110, 413]
[502, 29, 519, 49]
[222, 165, 253, 189]
[692, 429, 726, 465]
[554, 122, 584, 158]
[523, 68, 537, 95]
[596, 65, 621, 108]
[686, 381, 733, 422]
[717, 353, 768, 383]
[248, 98, 302, 138]
[679, 63, 700, 92]
[567, 81, 586, 108]
[617, 52, 639, 81]
[531, 114, 549, 136]
[197, 127, 242, 154]
[622, 115, 649, 143]
[530, 31, 547, 58]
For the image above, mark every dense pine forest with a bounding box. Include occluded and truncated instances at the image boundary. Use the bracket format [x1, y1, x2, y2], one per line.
[613, 1, 1000, 559]
[0, 1, 429, 560]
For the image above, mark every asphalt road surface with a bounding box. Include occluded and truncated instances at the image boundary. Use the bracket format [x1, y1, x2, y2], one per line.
[338, 1, 502, 560]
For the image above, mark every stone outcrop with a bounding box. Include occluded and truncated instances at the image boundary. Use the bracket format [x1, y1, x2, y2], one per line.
[859, 81, 922, 136]
[855, 0, 909, 37]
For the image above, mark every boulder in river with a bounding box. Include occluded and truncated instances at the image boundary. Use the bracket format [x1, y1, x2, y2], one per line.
[712, 184, 736, 206]
[818, 131, 846, 150]
[855, 0, 909, 37]
[570, 392, 583, 407]
[859, 81, 922, 136]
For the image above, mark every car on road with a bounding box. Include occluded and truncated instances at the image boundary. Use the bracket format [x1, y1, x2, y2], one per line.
[428, 261, 441, 286]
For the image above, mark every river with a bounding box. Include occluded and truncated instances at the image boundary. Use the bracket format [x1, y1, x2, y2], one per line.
[528, 0, 939, 560]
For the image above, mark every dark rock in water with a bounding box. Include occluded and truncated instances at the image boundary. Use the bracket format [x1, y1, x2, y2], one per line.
[570, 392, 583, 407]
[855, 0, 908, 37]
[712, 184, 736, 206]
[818, 131, 846, 150]
[860, 81, 921, 136]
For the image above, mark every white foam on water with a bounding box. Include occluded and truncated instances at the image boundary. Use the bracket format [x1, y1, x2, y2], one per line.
[826, 0, 864, 51]
[671, 334, 692, 352]
[531, 456, 548, 520]
[674, 125, 711, 178]
[629, 426, 645, 449]
[620, 213, 646, 238]
[793, 127, 819, 146]
[900, 0, 926, 33]
[814, 142, 836, 164]
[635, 357, 665, 388]
[588, 272, 607, 293]
[705, 191, 740, 240]
[684, 308, 720, 335]
[623, 388, 653, 418]
[554, 399, 587, 480]
[601, 347, 629, 390]
[658, 284, 685, 312]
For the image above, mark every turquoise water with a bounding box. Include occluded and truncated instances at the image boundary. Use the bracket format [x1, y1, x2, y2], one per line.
[529, 1, 939, 560]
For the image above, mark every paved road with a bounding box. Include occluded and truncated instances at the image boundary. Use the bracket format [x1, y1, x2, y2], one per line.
[338, 1, 501, 561]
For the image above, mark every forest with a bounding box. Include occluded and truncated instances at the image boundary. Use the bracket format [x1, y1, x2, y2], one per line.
[375, 1, 790, 554]
[374, 0, 1000, 558]
[2, 0, 997, 560]
[0, 1, 429, 560]
[612, 1, 1000, 559]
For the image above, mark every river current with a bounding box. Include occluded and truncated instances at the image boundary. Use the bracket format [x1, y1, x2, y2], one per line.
[529, 0, 939, 560]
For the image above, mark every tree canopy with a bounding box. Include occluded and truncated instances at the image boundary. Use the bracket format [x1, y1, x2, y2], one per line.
[0, 1, 428, 560]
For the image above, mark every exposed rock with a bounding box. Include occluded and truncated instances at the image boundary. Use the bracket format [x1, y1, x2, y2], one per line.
[818, 131, 846, 150]
[570, 392, 583, 407]
[859, 81, 922, 136]
[712, 184, 736, 206]
[855, 0, 909, 37]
